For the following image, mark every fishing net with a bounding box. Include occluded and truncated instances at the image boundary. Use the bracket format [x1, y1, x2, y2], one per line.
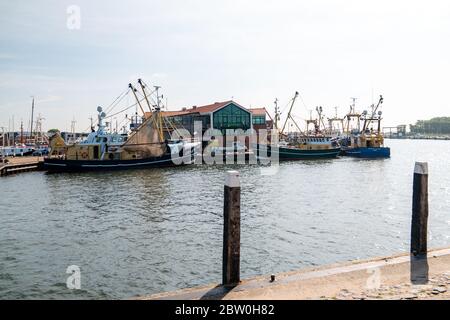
[121, 114, 166, 157]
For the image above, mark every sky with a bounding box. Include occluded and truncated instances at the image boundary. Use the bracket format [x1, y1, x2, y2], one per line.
[1, 0, 449, 132]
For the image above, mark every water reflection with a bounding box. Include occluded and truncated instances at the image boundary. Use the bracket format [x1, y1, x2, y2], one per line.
[0, 139, 449, 299]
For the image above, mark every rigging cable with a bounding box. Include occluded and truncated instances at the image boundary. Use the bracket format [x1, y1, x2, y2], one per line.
[82, 87, 131, 133]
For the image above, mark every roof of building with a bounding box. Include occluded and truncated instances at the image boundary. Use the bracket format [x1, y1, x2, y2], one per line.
[145, 100, 249, 118]
[185, 100, 234, 114]
[249, 107, 267, 116]
[144, 110, 188, 118]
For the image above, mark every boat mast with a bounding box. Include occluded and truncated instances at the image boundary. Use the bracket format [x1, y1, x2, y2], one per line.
[70, 117, 76, 143]
[30, 96, 34, 142]
[137, 78, 153, 112]
[316, 106, 326, 132]
[12, 115, 15, 145]
[154, 86, 162, 111]
[1, 126, 4, 148]
[345, 97, 360, 134]
[362, 95, 383, 133]
[129, 83, 146, 116]
[153, 86, 164, 141]
[265, 107, 274, 124]
[281, 91, 299, 135]
[374, 95, 383, 133]
[273, 98, 281, 132]
[7, 119, 10, 146]
[328, 107, 344, 134]
[20, 120, 24, 144]
[306, 110, 318, 135]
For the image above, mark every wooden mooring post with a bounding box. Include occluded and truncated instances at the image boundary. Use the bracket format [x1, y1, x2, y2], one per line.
[410, 161, 429, 283]
[411, 162, 429, 256]
[222, 170, 241, 286]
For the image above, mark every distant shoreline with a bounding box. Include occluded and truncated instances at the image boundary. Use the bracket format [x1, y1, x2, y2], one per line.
[386, 136, 450, 141]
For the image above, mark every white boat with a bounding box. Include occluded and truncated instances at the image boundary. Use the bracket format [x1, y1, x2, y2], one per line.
[0, 144, 35, 157]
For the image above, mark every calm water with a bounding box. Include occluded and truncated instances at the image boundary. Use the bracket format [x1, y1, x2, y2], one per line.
[1, 139, 449, 299]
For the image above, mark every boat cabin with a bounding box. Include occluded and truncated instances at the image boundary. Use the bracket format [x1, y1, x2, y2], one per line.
[286, 134, 339, 150]
[65, 131, 128, 161]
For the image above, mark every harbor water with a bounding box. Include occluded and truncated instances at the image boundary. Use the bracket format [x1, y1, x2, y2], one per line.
[1, 139, 449, 299]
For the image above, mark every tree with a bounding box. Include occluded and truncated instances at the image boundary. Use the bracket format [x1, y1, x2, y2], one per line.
[410, 117, 450, 135]
[47, 128, 60, 134]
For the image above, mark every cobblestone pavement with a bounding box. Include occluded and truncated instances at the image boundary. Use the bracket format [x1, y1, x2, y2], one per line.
[327, 272, 450, 300]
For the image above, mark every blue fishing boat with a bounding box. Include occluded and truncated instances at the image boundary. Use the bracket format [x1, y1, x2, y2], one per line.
[343, 146, 390, 158]
[339, 95, 390, 159]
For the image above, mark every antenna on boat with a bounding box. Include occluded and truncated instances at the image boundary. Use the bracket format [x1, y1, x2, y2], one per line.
[89, 116, 94, 132]
[96, 106, 107, 134]
[70, 117, 76, 142]
[154, 86, 162, 111]
[350, 97, 357, 113]
[315, 106, 326, 132]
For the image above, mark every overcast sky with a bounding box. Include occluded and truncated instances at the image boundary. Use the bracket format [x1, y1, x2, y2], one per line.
[1, 0, 449, 132]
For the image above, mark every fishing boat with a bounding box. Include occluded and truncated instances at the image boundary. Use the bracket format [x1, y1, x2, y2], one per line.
[256, 92, 341, 161]
[0, 144, 35, 157]
[339, 95, 390, 158]
[0, 97, 44, 157]
[257, 137, 341, 160]
[44, 80, 199, 172]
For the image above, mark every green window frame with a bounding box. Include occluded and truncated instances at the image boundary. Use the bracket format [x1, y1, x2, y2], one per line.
[213, 103, 251, 131]
[252, 115, 265, 125]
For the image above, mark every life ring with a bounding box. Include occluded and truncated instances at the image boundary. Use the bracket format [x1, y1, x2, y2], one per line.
[81, 151, 89, 159]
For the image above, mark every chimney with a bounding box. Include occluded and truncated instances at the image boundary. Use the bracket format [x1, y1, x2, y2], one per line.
[192, 106, 197, 110]
[182, 107, 187, 111]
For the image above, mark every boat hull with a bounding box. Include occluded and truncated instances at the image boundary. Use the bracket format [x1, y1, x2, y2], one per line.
[342, 147, 390, 158]
[43, 153, 193, 172]
[1, 149, 35, 157]
[256, 144, 341, 160]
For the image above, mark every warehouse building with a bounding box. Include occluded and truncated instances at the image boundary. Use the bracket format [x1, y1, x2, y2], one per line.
[146, 100, 269, 136]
